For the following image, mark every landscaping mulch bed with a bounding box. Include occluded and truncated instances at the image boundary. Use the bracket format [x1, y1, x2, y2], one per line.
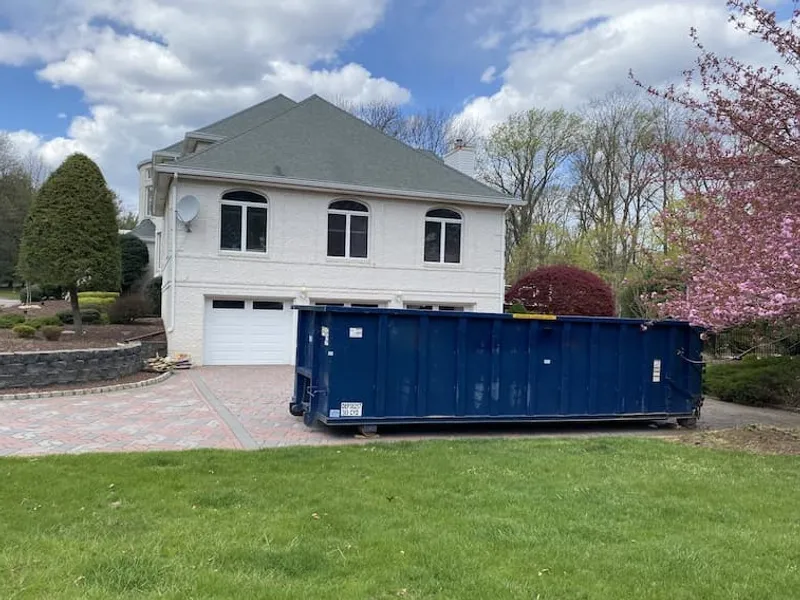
[0, 371, 164, 397]
[0, 324, 164, 352]
[1, 299, 71, 318]
[674, 424, 800, 455]
[0, 308, 164, 353]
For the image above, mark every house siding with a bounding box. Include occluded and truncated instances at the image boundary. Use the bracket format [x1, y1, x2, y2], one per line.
[161, 179, 506, 364]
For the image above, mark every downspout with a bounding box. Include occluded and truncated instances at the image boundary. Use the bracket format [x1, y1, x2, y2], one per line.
[500, 204, 513, 310]
[168, 173, 179, 333]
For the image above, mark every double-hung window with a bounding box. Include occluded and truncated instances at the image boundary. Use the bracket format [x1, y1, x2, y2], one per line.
[327, 200, 369, 258]
[220, 190, 268, 253]
[424, 208, 462, 263]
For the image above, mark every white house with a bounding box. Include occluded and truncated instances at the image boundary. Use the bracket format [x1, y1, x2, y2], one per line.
[137, 94, 516, 365]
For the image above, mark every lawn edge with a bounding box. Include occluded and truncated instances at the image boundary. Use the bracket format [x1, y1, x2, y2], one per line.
[0, 371, 172, 402]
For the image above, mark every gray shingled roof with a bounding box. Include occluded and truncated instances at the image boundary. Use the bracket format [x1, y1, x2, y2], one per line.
[172, 95, 509, 201]
[154, 94, 297, 155]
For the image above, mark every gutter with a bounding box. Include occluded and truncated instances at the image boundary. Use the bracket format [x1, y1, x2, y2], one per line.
[152, 165, 521, 210]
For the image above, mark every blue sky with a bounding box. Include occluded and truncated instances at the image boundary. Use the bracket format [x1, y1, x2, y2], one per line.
[0, 0, 786, 208]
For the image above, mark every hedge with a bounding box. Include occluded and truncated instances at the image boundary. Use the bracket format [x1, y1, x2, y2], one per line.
[704, 356, 800, 408]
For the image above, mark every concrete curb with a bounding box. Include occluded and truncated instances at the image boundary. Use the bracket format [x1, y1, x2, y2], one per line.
[0, 371, 173, 402]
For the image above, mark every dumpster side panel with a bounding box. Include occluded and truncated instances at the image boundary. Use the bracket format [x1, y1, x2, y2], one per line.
[426, 316, 459, 417]
[464, 318, 493, 416]
[295, 307, 702, 427]
[385, 314, 419, 418]
[327, 311, 379, 419]
[498, 321, 529, 416]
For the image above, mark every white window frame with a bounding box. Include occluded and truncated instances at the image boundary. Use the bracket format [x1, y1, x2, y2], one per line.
[404, 303, 472, 312]
[155, 231, 162, 269]
[327, 200, 369, 259]
[220, 191, 269, 253]
[145, 185, 154, 216]
[313, 301, 386, 308]
[424, 209, 462, 264]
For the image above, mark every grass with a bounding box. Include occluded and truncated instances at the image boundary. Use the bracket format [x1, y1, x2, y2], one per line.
[0, 288, 19, 300]
[1, 438, 799, 599]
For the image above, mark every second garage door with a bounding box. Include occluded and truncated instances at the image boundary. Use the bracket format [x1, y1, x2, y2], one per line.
[204, 298, 294, 365]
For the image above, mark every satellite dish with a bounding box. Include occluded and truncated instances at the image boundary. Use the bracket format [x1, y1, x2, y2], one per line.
[176, 195, 200, 231]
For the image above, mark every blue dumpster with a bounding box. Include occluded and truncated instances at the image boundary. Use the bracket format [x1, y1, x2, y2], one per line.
[290, 306, 703, 432]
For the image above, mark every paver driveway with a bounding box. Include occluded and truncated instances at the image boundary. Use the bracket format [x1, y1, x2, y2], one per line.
[2, 366, 800, 456]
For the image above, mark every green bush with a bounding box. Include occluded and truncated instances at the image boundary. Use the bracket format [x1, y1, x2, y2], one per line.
[26, 315, 62, 330]
[56, 308, 102, 325]
[78, 295, 117, 308]
[12, 324, 36, 338]
[0, 314, 26, 329]
[120, 233, 149, 292]
[19, 285, 43, 303]
[146, 276, 162, 317]
[107, 295, 150, 324]
[78, 291, 119, 300]
[507, 303, 527, 314]
[41, 325, 63, 341]
[704, 356, 800, 408]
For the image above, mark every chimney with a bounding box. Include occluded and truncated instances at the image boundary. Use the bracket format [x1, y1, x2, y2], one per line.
[444, 138, 476, 179]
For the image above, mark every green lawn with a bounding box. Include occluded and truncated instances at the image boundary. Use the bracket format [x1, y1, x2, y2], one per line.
[0, 288, 18, 300]
[1, 438, 798, 599]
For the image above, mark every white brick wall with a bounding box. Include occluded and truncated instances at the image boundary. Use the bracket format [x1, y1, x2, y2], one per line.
[159, 178, 507, 364]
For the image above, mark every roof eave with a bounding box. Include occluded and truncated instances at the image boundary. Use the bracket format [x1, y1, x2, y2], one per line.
[152, 165, 519, 210]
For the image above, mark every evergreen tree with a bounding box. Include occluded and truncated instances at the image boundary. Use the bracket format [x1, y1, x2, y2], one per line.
[18, 153, 120, 332]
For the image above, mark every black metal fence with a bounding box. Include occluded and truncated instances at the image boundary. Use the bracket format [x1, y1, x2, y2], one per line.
[704, 325, 800, 359]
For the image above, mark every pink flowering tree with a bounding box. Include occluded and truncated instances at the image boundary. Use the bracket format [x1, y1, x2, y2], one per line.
[636, 0, 800, 329]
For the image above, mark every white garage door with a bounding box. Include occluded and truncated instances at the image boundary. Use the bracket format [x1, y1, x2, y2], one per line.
[204, 298, 294, 365]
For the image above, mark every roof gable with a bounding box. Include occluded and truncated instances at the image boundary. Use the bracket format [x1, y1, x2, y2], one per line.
[172, 95, 508, 202]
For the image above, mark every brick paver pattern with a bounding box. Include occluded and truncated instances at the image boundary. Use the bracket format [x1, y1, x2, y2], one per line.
[3, 366, 800, 456]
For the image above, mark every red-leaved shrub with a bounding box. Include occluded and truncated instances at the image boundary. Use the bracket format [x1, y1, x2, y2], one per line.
[505, 265, 615, 317]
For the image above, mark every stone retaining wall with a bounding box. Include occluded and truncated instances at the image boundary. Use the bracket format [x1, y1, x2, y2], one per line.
[0, 343, 143, 390]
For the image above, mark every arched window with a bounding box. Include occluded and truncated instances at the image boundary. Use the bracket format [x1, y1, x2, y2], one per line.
[220, 190, 268, 252]
[328, 200, 369, 258]
[424, 208, 462, 263]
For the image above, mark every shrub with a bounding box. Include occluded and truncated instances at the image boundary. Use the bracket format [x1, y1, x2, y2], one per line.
[704, 356, 800, 408]
[107, 295, 150, 324]
[619, 269, 685, 319]
[26, 315, 62, 330]
[0, 314, 26, 329]
[120, 233, 149, 292]
[40, 284, 64, 300]
[12, 324, 36, 338]
[78, 295, 117, 308]
[146, 276, 162, 317]
[505, 265, 615, 317]
[41, 325, 63, 341]
[57, 308, 101, 325]
[78, 291, 119, 300]
[19, 284, 43, 303]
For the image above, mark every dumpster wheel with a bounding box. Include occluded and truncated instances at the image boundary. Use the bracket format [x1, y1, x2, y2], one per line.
[289, 404, 304, 417]
[357, 425, 378, 438]
[677, 416, 698, 428]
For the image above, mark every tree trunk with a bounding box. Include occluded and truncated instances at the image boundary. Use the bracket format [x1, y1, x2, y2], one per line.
[69, 284, 83, 335]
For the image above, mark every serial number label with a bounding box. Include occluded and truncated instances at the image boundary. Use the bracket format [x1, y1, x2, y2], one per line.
[340, 402, 363, 417]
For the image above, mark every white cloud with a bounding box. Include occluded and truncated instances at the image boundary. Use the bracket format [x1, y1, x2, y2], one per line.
[0, 0, 407, 210]
[480, 66, 497, 84]
[460, 0, 782, 130]
[477, 29, 504, 50]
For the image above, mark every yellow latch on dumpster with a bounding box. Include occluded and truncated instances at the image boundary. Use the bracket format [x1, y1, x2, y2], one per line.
[511, 313, 557, 320]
